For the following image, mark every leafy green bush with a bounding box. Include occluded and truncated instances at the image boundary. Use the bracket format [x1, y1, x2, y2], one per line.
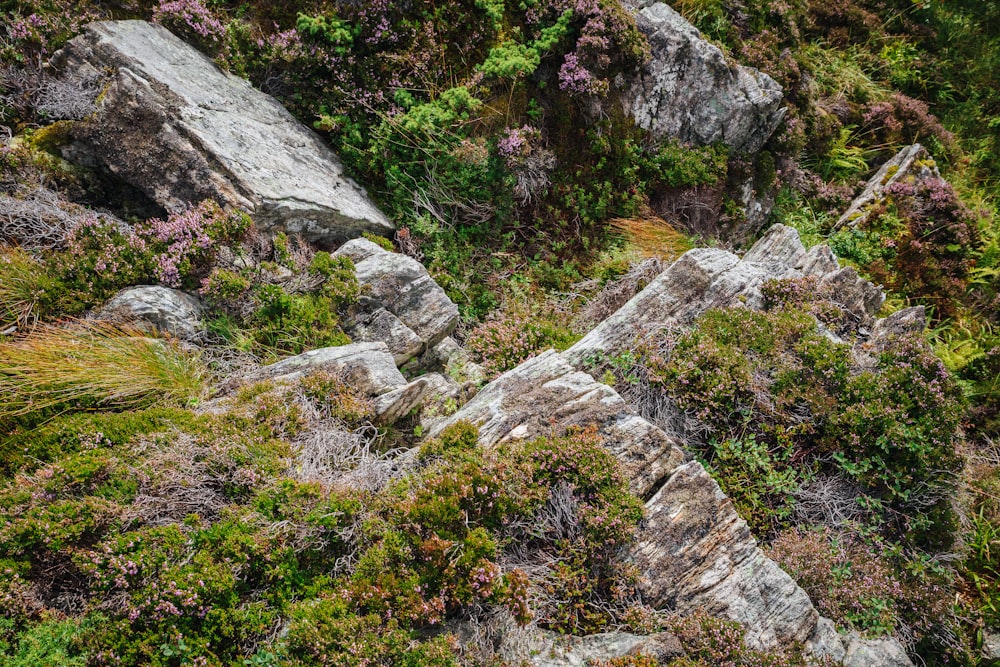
[635, 296, 963, 546]
[0, 617, 87, 667]
[203, 251, 359, 357]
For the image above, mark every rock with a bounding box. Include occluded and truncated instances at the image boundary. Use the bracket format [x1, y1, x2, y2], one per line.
[564, 224, 883, 365]
[372, 376, 433, 425]
[835, 144, 939, 230]
[335, 238, 459, 355]
[871, 305, 926, 340]
[622, 1, 784, 154]
[841, 633, 914, 667]
[99, 285, 204, 339]
[524, 630, 684, 666]
[819, 266, 885, 319]
[425, 350, 686, 498]
[259, 342, 405, 395]
[805, 617, 847, 663]
[633, 461, 819, 650]
[428, 336, 489, 385]
[983, 632, 1000, 662]
[345, 308, 423, 366]
[51, 21, 392, 244]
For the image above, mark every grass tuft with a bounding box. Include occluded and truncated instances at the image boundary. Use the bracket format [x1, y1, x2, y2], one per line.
[0, 246, 60, 332]
[0, 319, 205, 419]
[608, 215, 693, 260]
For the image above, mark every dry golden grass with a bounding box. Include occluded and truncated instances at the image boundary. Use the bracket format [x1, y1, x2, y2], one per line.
[608, 214, 693, 260]
[0, 319, 205, 419]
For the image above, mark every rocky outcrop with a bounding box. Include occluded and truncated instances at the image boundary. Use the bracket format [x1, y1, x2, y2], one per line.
[335, 238, 459, 364]
[524, 630, 684, 666]
[259, 342, 405, 396]
[634, 461, 819, 649]
[99, 285, 204, 340]
[622, 1, 785, 154]
[841, 633, 915, 667]
[421, 224, 913, 663]
[835, 143, 939, 230]
[348, 308, 424, 366]
[51, 21, 392, 244]
[425, 349, 686, 499]
[563, 224, 883, 365]
[425, 336, 489, 386]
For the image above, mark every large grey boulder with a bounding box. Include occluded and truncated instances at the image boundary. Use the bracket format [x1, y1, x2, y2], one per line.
[335, 238, 459, 362]
[99, 285, 204, 340]
[50, 21, 392, 244]
[259, 342, 405, 396]
[835, 144, 938, 230]
[564, 224, 883, 365]
[425, 349, 685, 499]
[622, 1, 785, 154]
[634, 461, 819, 650]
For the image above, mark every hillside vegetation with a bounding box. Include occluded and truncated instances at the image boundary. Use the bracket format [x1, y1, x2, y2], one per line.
[1, 0, 999, 665]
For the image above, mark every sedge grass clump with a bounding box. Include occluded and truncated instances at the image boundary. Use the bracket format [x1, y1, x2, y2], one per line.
[0, 320, 205, 422]
[0, 247, 62, 331]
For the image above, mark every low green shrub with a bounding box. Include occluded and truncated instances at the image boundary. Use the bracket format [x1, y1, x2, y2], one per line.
[0, 617, 87, 667]
[636, 297, 963, 546]
[767, 527, 953, 646]
[203, 250, 359, 357]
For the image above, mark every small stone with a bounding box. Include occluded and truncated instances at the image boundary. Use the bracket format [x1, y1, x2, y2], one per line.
[99, 285, 204, 340]
[335, 238, 459, 353]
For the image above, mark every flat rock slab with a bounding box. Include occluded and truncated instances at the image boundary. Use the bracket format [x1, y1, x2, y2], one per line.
[425, 350, 685, 499]
[524, 630, 684, 666]
[52, 21, 393, 243]
[259, 342, 405, 396]
[634, 461, 819, 650]
[623, 1, 784, 153]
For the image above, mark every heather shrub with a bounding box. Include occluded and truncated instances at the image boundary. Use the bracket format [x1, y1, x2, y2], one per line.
[465, 302, 578, 377]
[636, 301, 963, 546]
[53, 200, 250, 311]
[831, 175, 980, 321]
[0, 385, 645, 664]
[664, 611, 815, 667]
[0, 406, 201, 476]
[151, 0, 226, 53]
[767, 527, 952, 645]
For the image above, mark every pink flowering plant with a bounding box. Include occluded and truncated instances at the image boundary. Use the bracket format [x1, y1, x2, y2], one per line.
[152, 0, 227, 52]
[55, 200, 250, 309]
